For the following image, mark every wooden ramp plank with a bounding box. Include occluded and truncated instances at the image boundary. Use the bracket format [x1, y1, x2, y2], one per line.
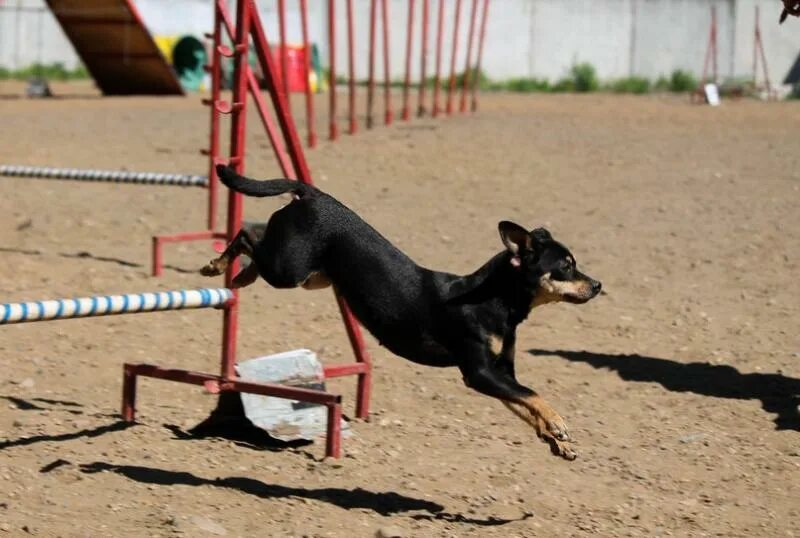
[45, 0, 184, 95]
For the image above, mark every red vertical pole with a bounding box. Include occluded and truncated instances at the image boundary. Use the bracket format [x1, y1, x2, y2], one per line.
[121, 365, 137, 422]
[329, 0, 339, 140]
[417, 0, 429, 116]
[446, 0, 462, 115]
[206, 5, 223, 231]
[752, 5, 758, 86]
[381, 0, 393, 125]
[221, 0, 251, 379]
[401, 0, 415, 121]
[367, 0, 377, 128]
[754, 6, 773, 97]
[326, 403, 343, 457]
[278, 0, 289, 99]
[300, 0, 316, 147]
[346, 0, 357, 133]
[471, 0, 488, 112]
[711, 6, 718, 84]
[459, 0, 478, 113]
[432, 0, 444, 117]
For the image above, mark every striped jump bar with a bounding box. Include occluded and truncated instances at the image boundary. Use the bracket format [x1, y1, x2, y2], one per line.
[0, 165, 208, 188]
[0, 288, 233, 325]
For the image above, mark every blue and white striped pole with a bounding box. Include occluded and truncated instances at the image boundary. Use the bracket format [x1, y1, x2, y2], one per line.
[0, 288, 233, 325]
[0, 165, 208, 188]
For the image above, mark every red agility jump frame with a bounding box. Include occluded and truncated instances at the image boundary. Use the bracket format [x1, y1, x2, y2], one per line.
[137, 0, 372, 458]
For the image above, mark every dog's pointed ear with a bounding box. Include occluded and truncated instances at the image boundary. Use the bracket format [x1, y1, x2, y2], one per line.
[499, 221, 531, 267]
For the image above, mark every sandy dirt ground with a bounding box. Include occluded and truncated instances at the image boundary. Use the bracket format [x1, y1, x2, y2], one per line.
[0, 80, 798, 537]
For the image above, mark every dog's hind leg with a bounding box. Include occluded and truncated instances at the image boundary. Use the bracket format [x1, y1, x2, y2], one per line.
[200, 227, 259, 277]
[231, 261, 260, 288]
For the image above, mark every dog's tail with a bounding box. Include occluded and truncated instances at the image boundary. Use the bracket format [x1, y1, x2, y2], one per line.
[215, 164, 316, 198]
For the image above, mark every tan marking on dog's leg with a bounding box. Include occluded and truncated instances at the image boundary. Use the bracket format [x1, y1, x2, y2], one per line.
[200, 230, 255, 277]
[231, 262, 260, 289]
[200, 257, 228, 277]
[502, 400, 577, 460]
[301, 271, 332, 290]
[488, 334, 504, 357]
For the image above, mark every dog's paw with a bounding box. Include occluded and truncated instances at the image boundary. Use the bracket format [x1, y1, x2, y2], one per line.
[546, 437, 578, 461]
[200, 259, 226, 277]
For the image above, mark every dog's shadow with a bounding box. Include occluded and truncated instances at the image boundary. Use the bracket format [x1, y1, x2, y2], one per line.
[529, 349, 800, 430]
[77, 461, 529, 525]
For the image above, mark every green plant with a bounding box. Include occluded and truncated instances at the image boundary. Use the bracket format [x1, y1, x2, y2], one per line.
[571, 63, 599, 92]
[504, 77, 550, 92]
[654, 75, 670, 91]
[669, 69, 697, 93]
[0, 62, 90, 81]
[550, 77, 574, 92]
[609, 76, 651, 94]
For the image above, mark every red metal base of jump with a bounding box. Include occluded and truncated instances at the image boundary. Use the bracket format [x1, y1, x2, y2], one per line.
[152, 230, 227, 277]
[122, 362, 343, 458]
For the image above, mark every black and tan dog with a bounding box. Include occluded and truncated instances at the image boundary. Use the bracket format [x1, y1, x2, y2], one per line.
[202, 165, 601, 460]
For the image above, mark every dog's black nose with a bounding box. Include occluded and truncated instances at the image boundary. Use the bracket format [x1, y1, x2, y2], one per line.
[592, 280, 602, 294]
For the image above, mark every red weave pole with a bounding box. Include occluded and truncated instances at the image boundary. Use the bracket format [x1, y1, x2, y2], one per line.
[712, 6, 718, 84]
[417, 0, 429, 116]
[446, 0, 462, 115]
[459, 0, 478, 113]
[401, 0, 415, 121]
[328, 0, 338, 140]
[752, 5, 758, 86]
[471, 0, 488, 112]
[278, 0, 289, 99]
[346, 0, 357, 133]
[432, 0, 444, 117]
[206, 4, 223, 231]
[754, 6, 773, 97]
[381, 0, 393, 125]
[221, 0, 252, 379]
[300, 0, 316, 147]
[367, 0, 377, 128]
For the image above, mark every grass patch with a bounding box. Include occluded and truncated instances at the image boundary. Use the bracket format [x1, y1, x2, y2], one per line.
[608, 76, 651, 94]
[667, 69, 697, 93]
[0, 62, 89, 81]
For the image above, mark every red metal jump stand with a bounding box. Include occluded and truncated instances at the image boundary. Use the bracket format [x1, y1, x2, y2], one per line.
[131, 0, 372, 458]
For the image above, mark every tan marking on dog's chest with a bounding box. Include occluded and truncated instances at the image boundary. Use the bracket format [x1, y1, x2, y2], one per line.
[488, 334, 504, 356]
[301, 271, 332, 290]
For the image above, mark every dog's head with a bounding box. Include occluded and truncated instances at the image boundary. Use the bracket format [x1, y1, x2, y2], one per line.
[499, 221, 601, 308]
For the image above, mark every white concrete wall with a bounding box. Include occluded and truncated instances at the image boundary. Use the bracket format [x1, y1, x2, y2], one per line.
[1, 0, 798, 86]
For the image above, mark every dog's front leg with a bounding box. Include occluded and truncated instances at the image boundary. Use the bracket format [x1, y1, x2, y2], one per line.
[459, 350, 576, 460]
